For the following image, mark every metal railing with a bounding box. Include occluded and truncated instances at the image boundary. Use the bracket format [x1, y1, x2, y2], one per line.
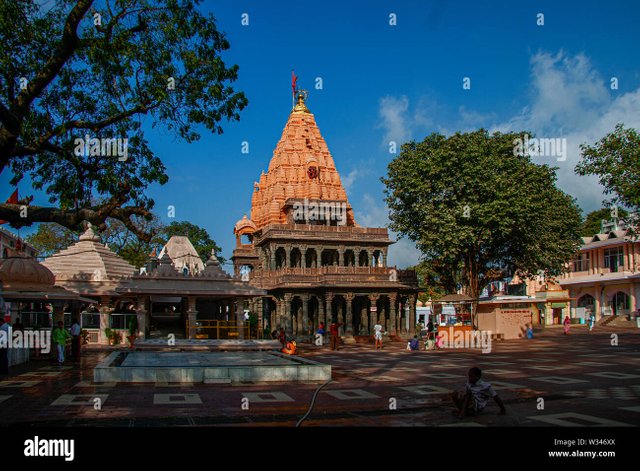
[185, 319, 251, 340]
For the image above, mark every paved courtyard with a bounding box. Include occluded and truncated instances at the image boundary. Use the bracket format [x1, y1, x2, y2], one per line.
[1, 325, 639, 427]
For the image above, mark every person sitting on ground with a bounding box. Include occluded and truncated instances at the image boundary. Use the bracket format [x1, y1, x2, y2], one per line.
[452, 367, 506, 418]
[409, 335, 420, 351]
[526, 324, 534, 339]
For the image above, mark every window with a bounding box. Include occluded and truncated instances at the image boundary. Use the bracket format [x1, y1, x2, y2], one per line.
[572, 252, 590, 272]
[81, 312, 101, 329]
[604, 247, 624, 272]
[110, 313, 138, 330]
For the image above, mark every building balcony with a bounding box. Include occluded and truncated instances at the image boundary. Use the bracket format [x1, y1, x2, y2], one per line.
[254, 223, 393, 245]
[249, 265, 418, 289]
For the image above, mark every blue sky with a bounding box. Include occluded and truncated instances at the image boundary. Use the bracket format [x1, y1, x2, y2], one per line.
[3, 0, 640, 268]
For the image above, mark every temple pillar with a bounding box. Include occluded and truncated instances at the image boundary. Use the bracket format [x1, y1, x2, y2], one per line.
[302, 294, 310, 339]
[284, 294, 293, 336]
[369, 293, 380, 331]
[408, 295, 417, 337]
[388, 294, 397, 336]
[345, 292, 354, 336]
[99, 296, 112, 345]
[318, 296, 326, 327]
[235, 298, 245, 340]
[135, 295, 148, 340]
[326, 292, 334, 325]
[186, 296, 198, 340]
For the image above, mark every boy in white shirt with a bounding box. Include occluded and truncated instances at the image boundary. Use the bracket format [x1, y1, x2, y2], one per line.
[452, 367, 506, 418]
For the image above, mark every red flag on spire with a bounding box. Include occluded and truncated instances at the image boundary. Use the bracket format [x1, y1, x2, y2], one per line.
[291, 70, 298, 96]
[0, 189, 19, 224]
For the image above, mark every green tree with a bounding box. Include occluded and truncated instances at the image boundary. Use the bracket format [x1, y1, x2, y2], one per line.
[25, 215, 164, 267]
[25, 223, 79, 258]
[576, 124, 640, 229]
[383, 130, 583, 314]
[580, 207, 628, 237]
[159, 221, 224, 264]
[0, 0, 246, 239]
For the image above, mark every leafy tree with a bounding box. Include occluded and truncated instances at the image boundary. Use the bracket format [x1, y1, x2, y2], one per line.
[0, 0, 246, 239]
[25, 222, 79, 258]
[159, 220, 224, 264]
[580, 207, 628, 237]
[576, 124, 640, 230]
[26, 215, 164, 267]
[383, 130, 583, 317]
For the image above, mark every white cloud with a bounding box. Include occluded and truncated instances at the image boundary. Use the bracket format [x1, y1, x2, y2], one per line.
[377, 95, 410, 146]
[341, 168, 359, 194]
[376, 50, 640, 214]
[491, 50, 640, 213]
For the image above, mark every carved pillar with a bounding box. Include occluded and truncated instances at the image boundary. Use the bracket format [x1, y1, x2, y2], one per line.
[235, 298, 245, 340]
[318, 296, 325, 327]
[338, 246, 344, 266]
[301, 294, 310, 338]
[135, 295, 148, 340]
[337, 299, 344, 335]
[99, 296, 113, 345]
[326, 292, 334, 325]
[369, 293, 380, 327]
[186, 296, 198, 340]
[360, 305, 368, 335]
[388, 293, 397, 336]
[301, 245, 307, 268]
[269, 248, 276, 270]
[408, 295, 417, 336]
[283, 293, 293, 336]
[345, 292, 355, 336]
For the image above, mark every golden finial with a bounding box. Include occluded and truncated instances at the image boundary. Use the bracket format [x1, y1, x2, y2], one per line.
[292, 90, 310, 113]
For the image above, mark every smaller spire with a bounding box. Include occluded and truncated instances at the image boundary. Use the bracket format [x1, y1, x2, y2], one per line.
[79, 225, 100, 242]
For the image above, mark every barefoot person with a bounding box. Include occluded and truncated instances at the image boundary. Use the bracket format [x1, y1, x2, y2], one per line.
[373, 320, 384, 350]
[452, 367, 506, 418]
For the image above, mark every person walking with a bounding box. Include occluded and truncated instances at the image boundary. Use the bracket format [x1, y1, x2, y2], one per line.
[0, 318, 10, 375]
[588, 313, 595, 333]
[52, 321, 71, 365]
[563, 316, 571, 335]
[329, 321, 343, 351]
[70, 318, 81, 360]
[373, 320, 384, 350]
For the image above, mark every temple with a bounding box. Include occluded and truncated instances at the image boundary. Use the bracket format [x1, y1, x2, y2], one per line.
[232, 91, 419, 340]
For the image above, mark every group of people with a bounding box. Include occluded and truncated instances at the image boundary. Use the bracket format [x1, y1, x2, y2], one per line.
[0, 317, 82, 377]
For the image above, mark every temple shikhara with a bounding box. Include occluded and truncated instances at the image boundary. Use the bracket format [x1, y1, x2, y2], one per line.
[233, 91, 419, 339]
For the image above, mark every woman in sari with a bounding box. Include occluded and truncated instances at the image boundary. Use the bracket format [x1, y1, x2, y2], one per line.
[563, 316, 571, 335]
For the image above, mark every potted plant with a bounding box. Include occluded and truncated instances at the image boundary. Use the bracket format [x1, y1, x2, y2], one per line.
[112, 330, 122, 346]
[104, 327, 115, 346]
[80, 329, 90, 345]
[126, 317, 138, 349]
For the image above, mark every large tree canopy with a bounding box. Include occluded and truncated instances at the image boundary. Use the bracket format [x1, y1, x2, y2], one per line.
[0, 0, 246, 240]
[576, 124, 640, 229]
[383, 130, 583, 304]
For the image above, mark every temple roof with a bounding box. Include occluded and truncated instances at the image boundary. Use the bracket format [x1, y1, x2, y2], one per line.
[249, 92, 354, 229]
[42, 227, 136, 295]
[0, 249, 89, 301]
[158, 235, 205, 274]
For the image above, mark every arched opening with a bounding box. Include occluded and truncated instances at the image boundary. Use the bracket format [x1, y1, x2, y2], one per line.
[239, 265, 253, 281]
[358, 250, 369, 267]
[321, 249, 339, 266]
[577, 294, 595, 309]
[275, 247, 287, 269]
[373, 250, 384, 267]
[240, 234, 252, 245]
[343, 249, 355, 267]
[290, 247, 302, 268]
[611, 291, 629, 316]
[305, 248, 318, 268]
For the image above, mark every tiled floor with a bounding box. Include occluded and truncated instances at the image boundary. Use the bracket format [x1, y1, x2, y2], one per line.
[1, 326, 639, 426]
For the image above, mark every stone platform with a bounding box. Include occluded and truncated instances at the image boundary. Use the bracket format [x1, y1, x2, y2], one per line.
[94, 351, 331, 384]
[134, 339, 281, 351]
